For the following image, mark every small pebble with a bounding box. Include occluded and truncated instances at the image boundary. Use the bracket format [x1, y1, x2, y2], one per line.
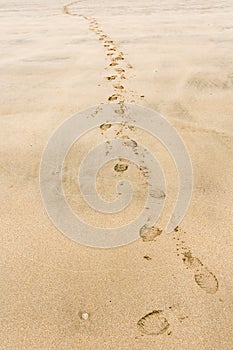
[81, 312, 89, 320]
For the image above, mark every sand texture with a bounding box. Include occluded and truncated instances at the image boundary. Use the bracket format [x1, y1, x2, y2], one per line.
[0, 0, 233, 349]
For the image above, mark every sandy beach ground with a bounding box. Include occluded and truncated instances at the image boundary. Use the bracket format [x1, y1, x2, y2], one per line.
[0, 0, 233, 349]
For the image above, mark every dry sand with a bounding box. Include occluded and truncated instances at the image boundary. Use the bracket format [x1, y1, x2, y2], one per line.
[1, 0, 233, 349]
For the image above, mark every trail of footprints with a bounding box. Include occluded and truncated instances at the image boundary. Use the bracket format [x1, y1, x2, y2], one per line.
[63, 2, 220, 338]
[139, 225, 219, 295]
[137, 226, 219, 337]
[63, 1, 142, 104]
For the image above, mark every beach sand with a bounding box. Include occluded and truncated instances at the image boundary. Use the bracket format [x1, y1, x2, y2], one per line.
[0, 0, 233, 349]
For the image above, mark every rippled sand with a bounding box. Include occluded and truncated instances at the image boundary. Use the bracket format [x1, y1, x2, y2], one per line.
[1, 0, 233, 349]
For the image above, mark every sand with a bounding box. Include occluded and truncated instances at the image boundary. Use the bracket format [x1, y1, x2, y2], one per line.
[0, 0, 233, 349]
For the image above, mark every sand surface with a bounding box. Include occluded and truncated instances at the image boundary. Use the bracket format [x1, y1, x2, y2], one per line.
[1, 0, 233, 349]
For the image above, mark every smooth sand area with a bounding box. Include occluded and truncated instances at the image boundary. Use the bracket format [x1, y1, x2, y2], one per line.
[1, 0, 233, 349]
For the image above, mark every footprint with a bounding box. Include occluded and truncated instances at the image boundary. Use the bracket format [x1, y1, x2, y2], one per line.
[115, 68, 125, 73]
[140, 225, 162, 242]
[106, 75, 117, 81]
[137, 310, 170, 335]
[115, 55, 124, 61]
[114, 84, 124, 90]
[108, 94, 119, 101]
[114, 162, 128, 172]
[99, 34, 107, 40]
[100, 123, 111, 131]
[110, 62, 118, 66]
[194, 269, 219, 294]
[174, 227, 219, 294]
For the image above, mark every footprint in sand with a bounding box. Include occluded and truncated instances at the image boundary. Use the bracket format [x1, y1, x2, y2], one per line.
[115, 55, 124, 61]
[140, 225, 162, 242]
[174, 227, 219, 294]
[110, 62, 118, 67]
[137, 310, 170, 335]
[108, 94, 119, 101]
[115, 68, 125, 73]
[99, 35, 107, 41]
[106, 75, 117, 81]
[114, 84, 124, 90]
[114, 162, 128, 172]
[100, 123, 112, 132]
